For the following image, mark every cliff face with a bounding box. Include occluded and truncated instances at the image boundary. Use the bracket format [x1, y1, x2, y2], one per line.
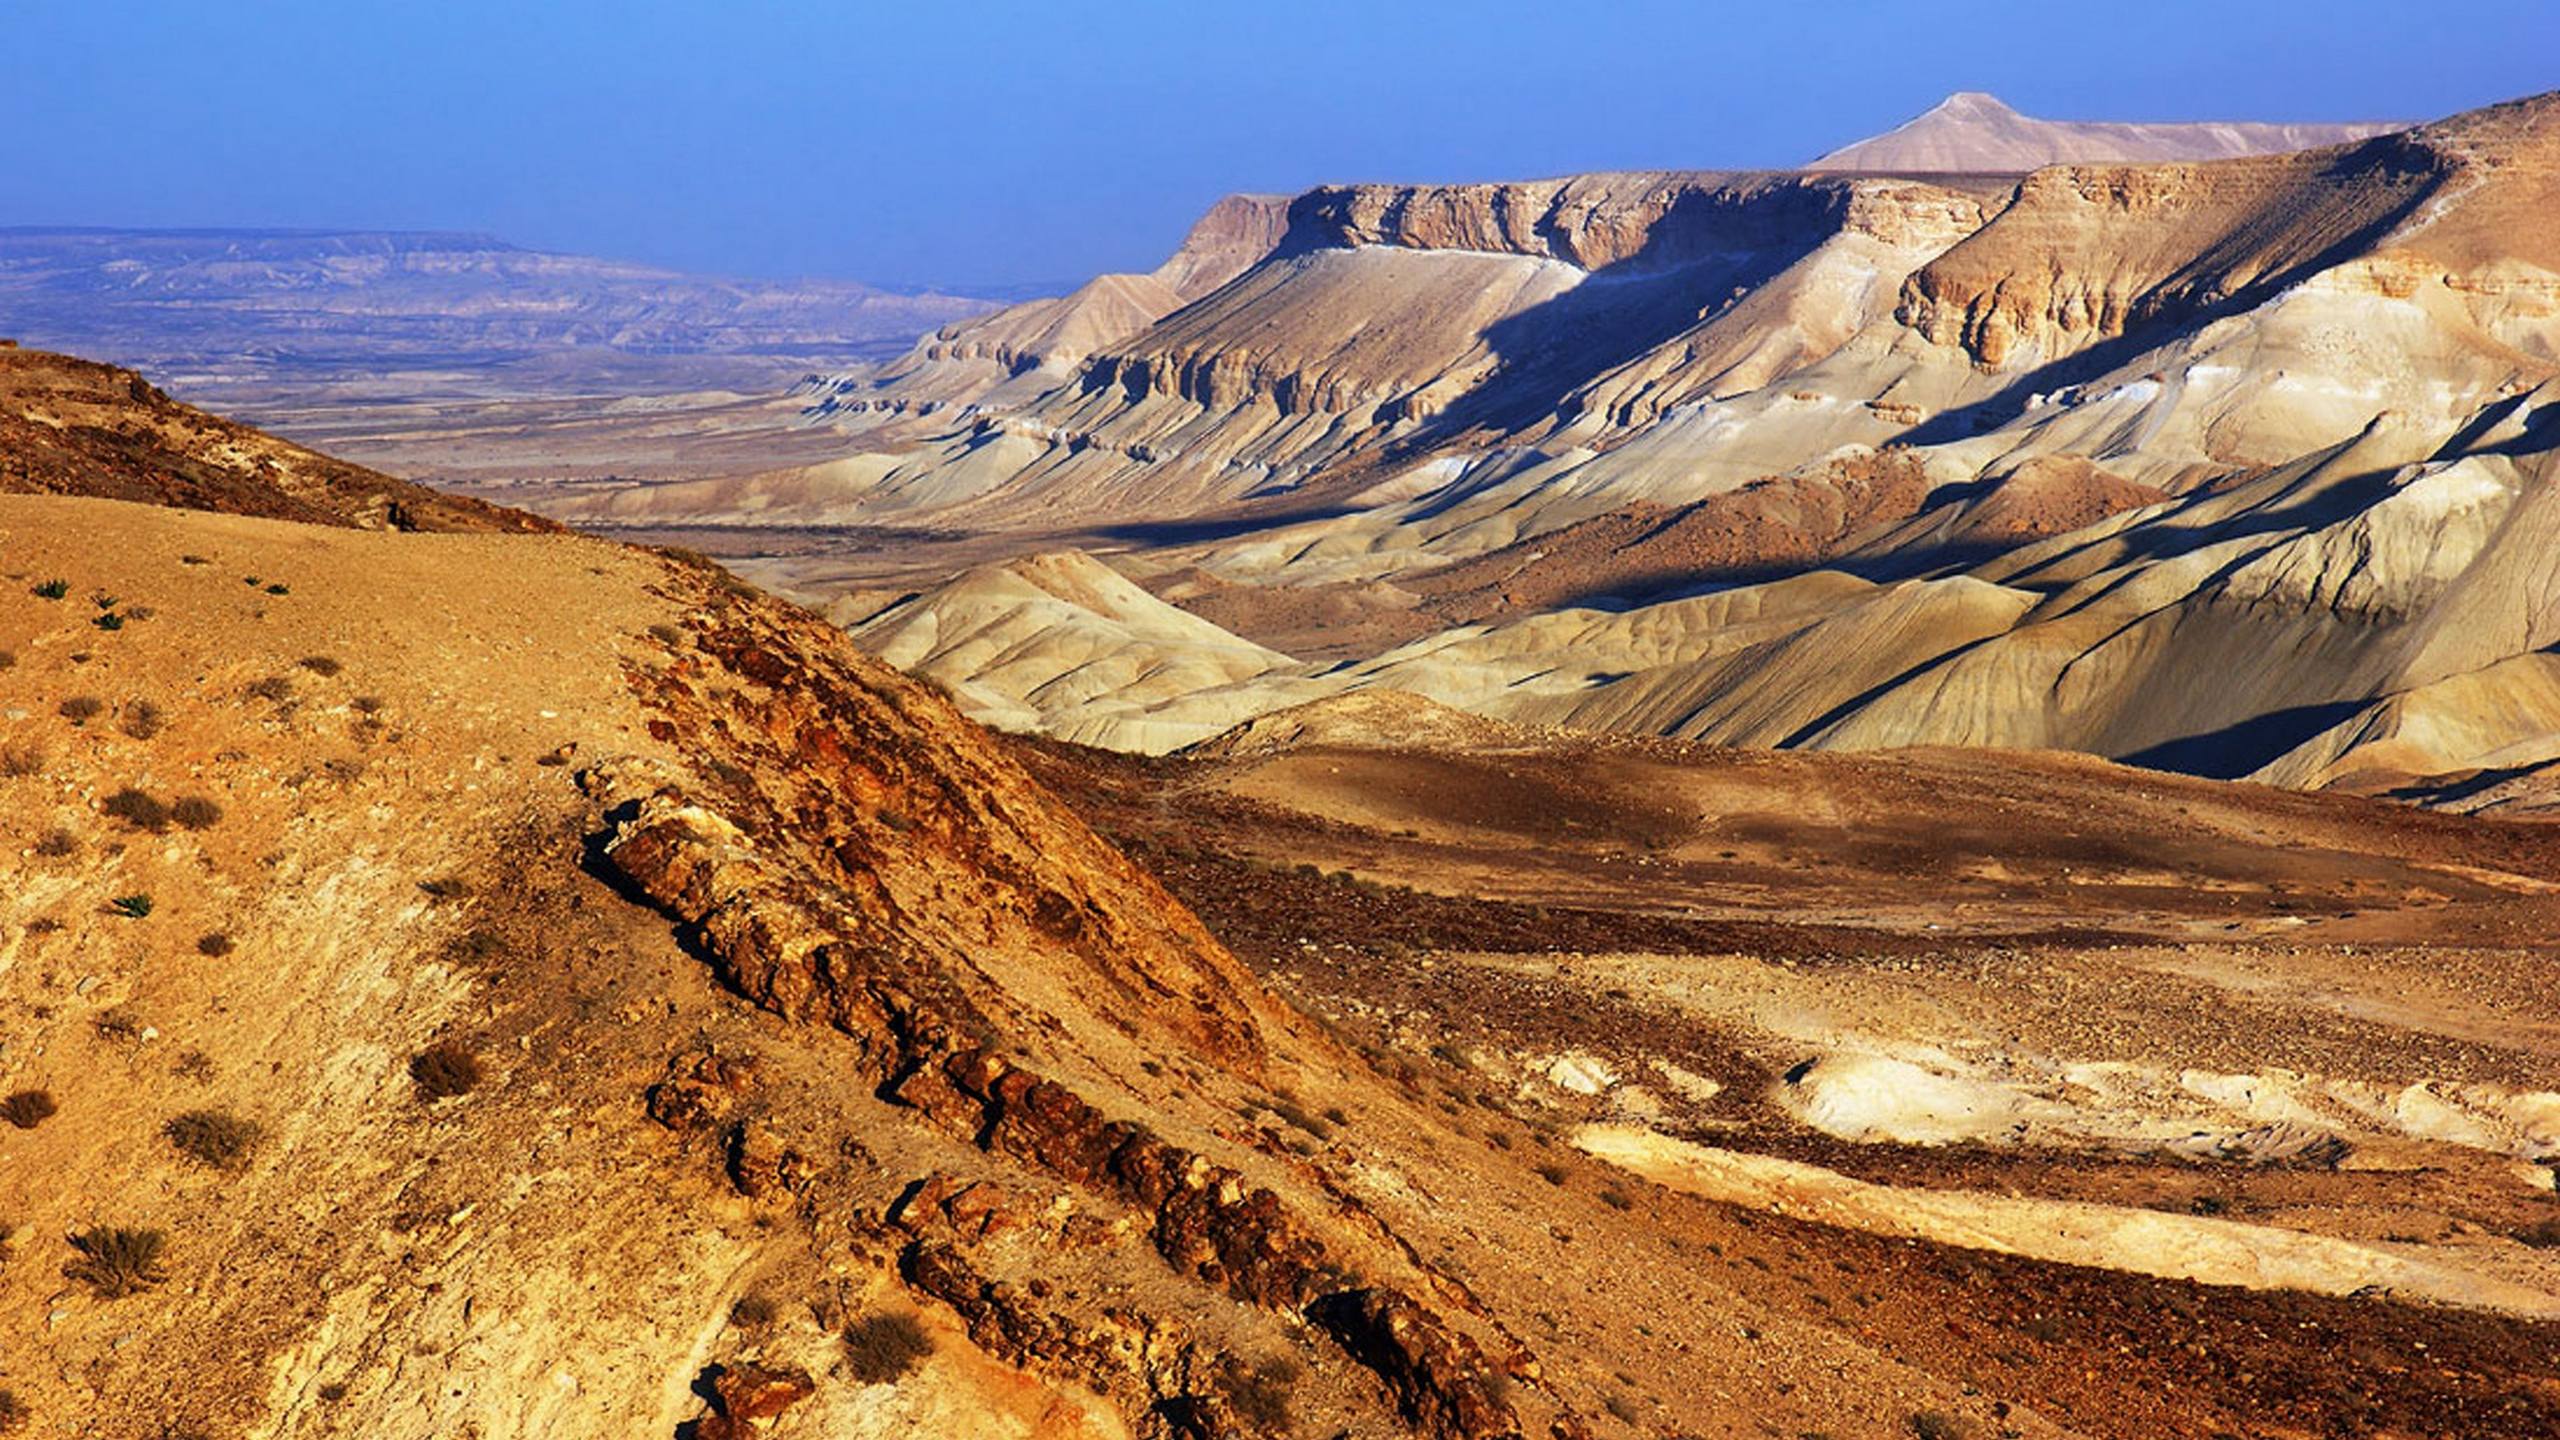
[1897, 95, 2560, 370]
[1283, 171, 1987, 269]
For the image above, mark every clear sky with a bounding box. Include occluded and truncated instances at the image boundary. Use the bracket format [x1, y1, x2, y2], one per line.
[7, 1, 2553, 292]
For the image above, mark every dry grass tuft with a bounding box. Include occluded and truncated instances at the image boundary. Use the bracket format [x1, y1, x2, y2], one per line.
[1, 1090, 57, 1130]
[842, 1312, 935, 1384]
[164, 1109, 263, 1169]
[65, 1226, 167, 1297]
[102, 788, 171, 831]
[119, 699, 167, 740]
[410, 1041, 482, 1100]
[170, 795, 224, 830]
[1224, 1356, 1301, 1429]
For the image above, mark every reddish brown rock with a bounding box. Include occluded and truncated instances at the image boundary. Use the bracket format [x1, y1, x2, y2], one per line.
[691, 1361, 815, 1438]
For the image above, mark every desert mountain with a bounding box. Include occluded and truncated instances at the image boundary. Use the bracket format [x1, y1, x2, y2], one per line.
[7, 352, 2559, 1440]
[549, 90, 2560, 801]
[1807, 91, 2403, 171]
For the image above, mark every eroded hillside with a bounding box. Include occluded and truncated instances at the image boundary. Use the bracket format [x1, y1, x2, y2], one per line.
[5, 355, 2558, 1440]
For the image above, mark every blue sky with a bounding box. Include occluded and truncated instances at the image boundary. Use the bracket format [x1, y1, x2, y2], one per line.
[7, 1, 2553, 291]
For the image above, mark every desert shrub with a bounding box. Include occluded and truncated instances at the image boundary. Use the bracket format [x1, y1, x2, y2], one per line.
[245, 675, 294, 703]
[1534, 1161, 1568, 1186]
[164, 1109, 262, 1169]
[102, 788, 171, 830]
[1599, 1186, 1636, 1211]
[409, 1041, 482, 1100]
[1270, 1098, 1334, 1141]
[181, 554, 211, 566]
[170, 795, 223, 830]
[298, 655, 343, 677]
[196, 932, 234, 957]
[32, 579, 68, 599]
[34, 828, 77, 857]
[1910, 1412, 1966, 1440]
[842, 1312, 934, 1384]
[647, 622, 683, 645]
[351, 694, 385, 715]
[0, 650, 13, 669]
[58, 696, 105, 723]
[123, 605, 154, 622]
[109, 894, 154, 919]
[419, 875, 472, 900]
[174, 1051, 218, 1083]
[0, 1387, 24, 1432]
[1604, 1393, 1641, 1423]
[1, 1090, 57, 1129]
[264, 583, 290, 596]
[729, 1292, 780, 1330]
[65, 1226, 167, 1297]
[2516, 1215, 2560, 1249]
[0, 743, 41, 777]
[92, 612, 124, 631]
[118, 700, 166, 739]
[1224, 1357, 1300, 1429]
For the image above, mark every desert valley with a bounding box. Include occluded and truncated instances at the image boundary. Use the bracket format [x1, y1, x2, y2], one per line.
[2, 37, 2557, 1440]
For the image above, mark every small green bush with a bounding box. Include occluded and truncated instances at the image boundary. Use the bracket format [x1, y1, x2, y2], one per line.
[58, 696, 105, 724]
[32, 579, 68, 600]
[92, 612, 124, 631]
[264, 583, 290, 596]
[164, 1109, 262, 1169]
[1, 1090, 57, 1129]
[109, 894, 154, 919]
[842, 1312, 934, 1384]
[197, 932, 235, 957]
[65, 1226, 167, 1297]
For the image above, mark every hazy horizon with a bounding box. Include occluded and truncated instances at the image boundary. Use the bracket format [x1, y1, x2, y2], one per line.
[8, 0, 2555, 291]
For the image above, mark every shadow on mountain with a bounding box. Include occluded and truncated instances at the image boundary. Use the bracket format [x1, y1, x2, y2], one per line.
[2118, 702, 2370, 780]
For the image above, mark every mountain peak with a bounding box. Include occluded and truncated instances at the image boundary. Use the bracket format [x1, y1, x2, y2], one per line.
[1810, 93, 2402, 172]
[1932, 91, 2019, 117]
